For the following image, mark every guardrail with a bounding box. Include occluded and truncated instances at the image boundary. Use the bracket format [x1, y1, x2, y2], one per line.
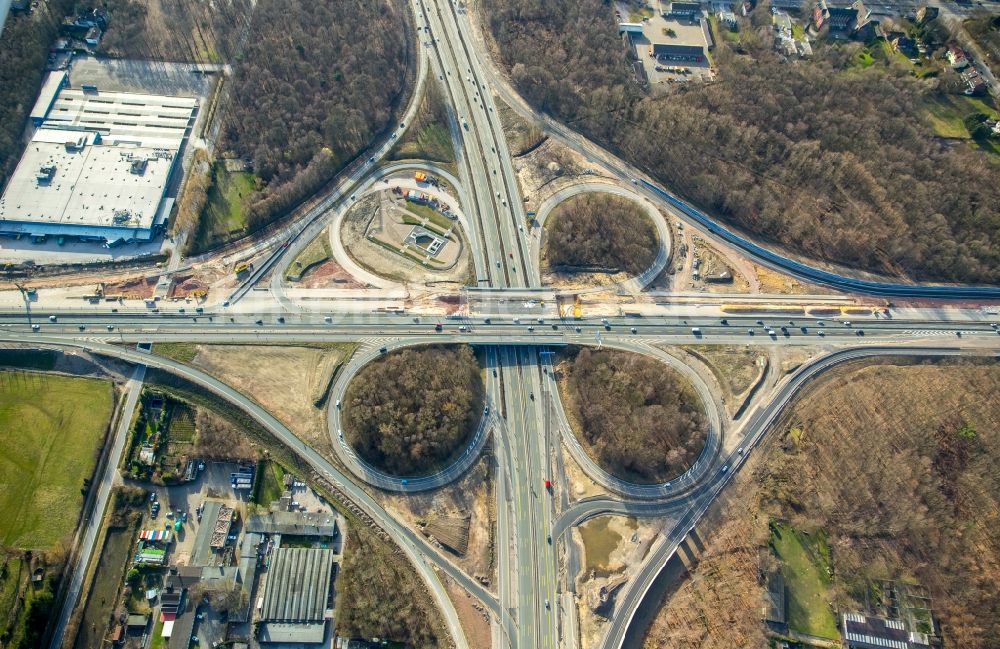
[639, 179, 1000, 299]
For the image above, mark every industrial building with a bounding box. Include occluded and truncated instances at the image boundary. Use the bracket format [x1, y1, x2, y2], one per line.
[842, 613, 932, 649]
[652, 43, 706, 62]
[257, 548, 337, 644]
[0, 71, 197, 245]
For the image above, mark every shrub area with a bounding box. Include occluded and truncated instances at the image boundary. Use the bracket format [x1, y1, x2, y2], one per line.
[222, 0, 408, 232]
[559, 348, 706, 483]
[483, 0, 1000, 284]
[642, 360, 1000, 648]
[545, 193, 657, 275]
[335, 526, 444, 648]
[342, 345, 484, 476]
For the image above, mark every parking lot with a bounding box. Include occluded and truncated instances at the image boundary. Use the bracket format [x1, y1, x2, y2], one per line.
[145, 461, 250, 566]
[622, 3, 716, 86]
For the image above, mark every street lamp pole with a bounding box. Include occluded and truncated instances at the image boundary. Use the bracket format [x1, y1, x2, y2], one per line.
[14, 283, 32, 326]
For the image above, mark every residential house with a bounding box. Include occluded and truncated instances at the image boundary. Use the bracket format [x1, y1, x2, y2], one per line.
[814, 0, 872, 39]
[947, 44, 969, 69]
[961, 68, 987, 95]
[915, 5, 938, 24]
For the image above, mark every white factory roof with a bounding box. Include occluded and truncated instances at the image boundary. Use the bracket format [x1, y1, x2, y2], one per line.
[44, 87, 196, 149]
[30, 71, 67, 123]
[0, 135, 173, 230]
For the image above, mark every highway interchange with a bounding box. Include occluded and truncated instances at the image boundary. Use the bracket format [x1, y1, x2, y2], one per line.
[5, 0, 1000, 648]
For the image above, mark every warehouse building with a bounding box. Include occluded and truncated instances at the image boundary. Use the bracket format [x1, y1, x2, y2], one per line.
[0, 72, 197, 245]
[653, 43, 706, 62]
[257, 548, 337, 644]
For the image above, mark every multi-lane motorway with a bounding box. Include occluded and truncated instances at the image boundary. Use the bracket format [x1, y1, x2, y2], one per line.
[12, 1, 1000, 647]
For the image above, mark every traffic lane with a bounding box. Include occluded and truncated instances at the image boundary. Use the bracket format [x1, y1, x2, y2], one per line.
[0, 334, 491, 649]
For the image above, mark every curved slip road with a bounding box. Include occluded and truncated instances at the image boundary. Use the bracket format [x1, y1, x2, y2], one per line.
[326, 338, 496, 492]
[540, 339, 725, 501]
[531, 182, 670, 294]
[0, 333, 513, 649]
[598, 345, 1000, 649]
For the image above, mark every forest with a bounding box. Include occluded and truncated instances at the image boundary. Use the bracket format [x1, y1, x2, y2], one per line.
[545, 193, 658, 275]
[336, 526, 444, 649]
[761, 361, 1000, 647]
[560, 347, 707, 483]
[221, 0, 409, 233]
[98, 0, 251, 62]
[0, 0, 74, 191]
[483, 0, 1000, 284]
[342, 345, 484, 476]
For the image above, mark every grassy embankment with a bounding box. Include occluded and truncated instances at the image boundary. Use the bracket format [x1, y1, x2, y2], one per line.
[0, 371, 113, 649]
[190, 162, 257, 253]
[285, 232, 332, 281]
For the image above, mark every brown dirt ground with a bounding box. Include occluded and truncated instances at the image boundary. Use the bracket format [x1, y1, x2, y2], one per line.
[561, 441, 608, 500]
[641, 359, 1000, 648]
[189, 344, 353, 460]
[104, 275, 158, 299]
[678, 345, 767, 407]
[640, 479, 768, 649]
[296, 259, 364, 289]
[379, 453, 495, 584]
[574, 515, 662, 649]
[170, 274, 209, 298]
[443, 575, 493, 649]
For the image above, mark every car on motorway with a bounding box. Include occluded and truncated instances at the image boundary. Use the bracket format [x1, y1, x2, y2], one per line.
[107, 324, 114, 331]
[255, 319, 263, 325]
[527, 326, 534, 332]
[766, 328, 775, 336]
[720, 319, 728, 325]
[48, 315, 57, 322]
[325, 316, 333, 323]
[722, 465, 729, 473]
[631, 327, 637, 333]
[31, 324, 39, 331]
[747, 329, 754, 335]
[379, 346, 388, 354]
[544, 478, 551, 490]
[856, 329, 865, 336]
[817, 330, 826, 337]
[435, 323, 443, 331]
[575, 326, 582, 333]
[78, 324, 86, 331]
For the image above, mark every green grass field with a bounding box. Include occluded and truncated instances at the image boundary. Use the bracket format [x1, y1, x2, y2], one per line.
[404, 201, 455, 232]
[0, 372, 114, 550]
[192, 163, 257, 252]
[771, 523, 839, 640]
[149, 617, 165, 649]
[392, 123, 455, 164]
[254, 460, 286, 507]
[152, 343, 199, 364]
[168, 404, 197, 442]
[921, 94, 999, 139]
[285, 232, 332, 281]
